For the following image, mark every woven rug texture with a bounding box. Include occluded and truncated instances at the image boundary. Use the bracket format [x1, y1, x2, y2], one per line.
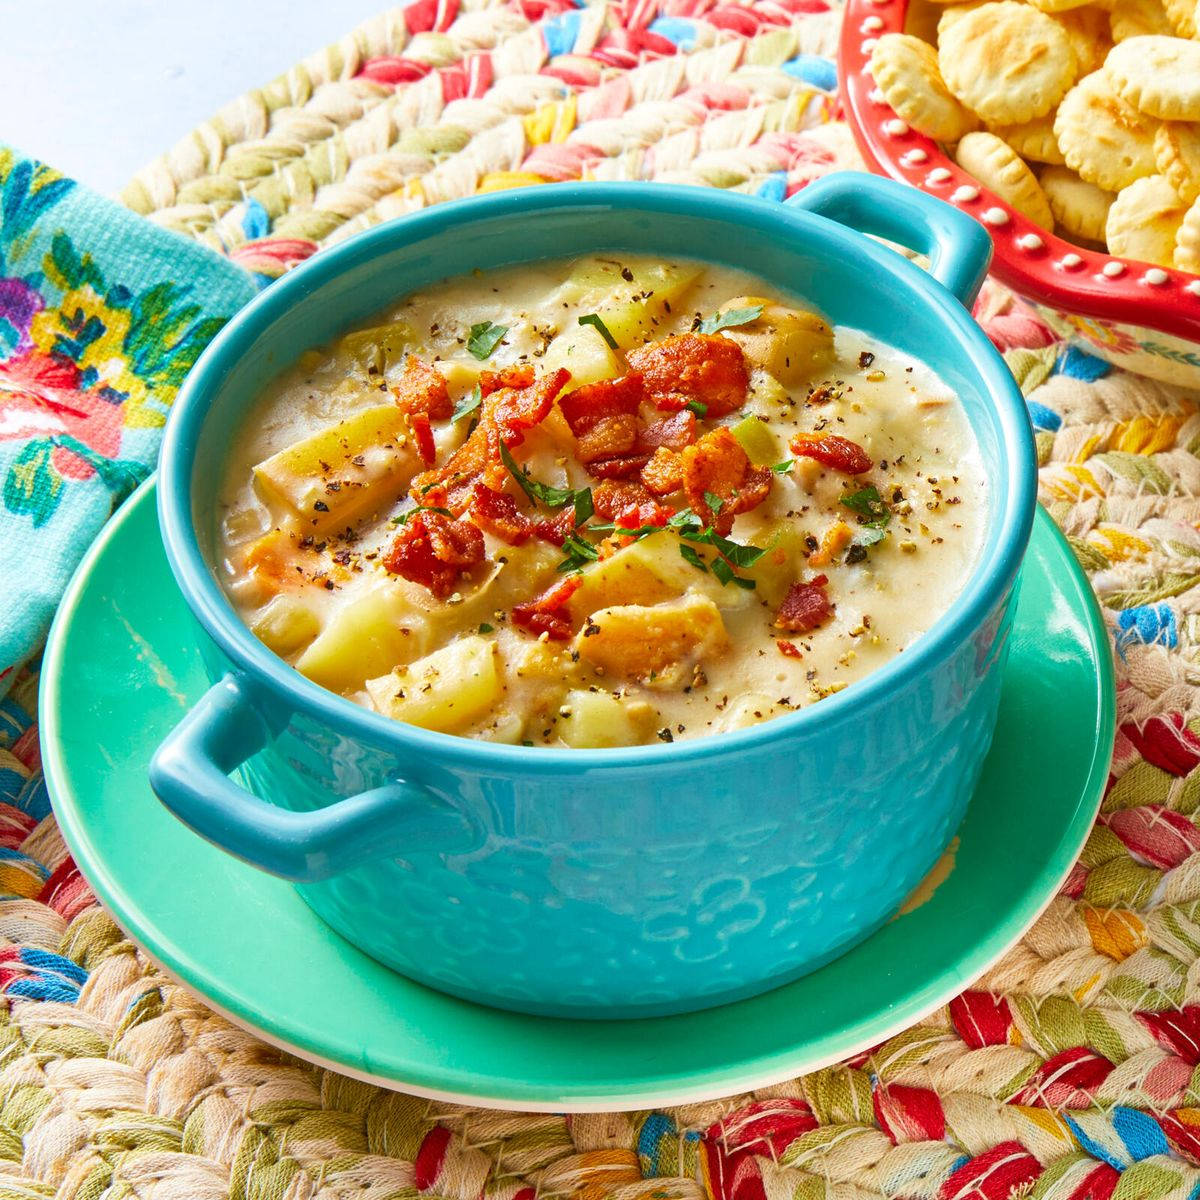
[5, 0, 1199, 1196]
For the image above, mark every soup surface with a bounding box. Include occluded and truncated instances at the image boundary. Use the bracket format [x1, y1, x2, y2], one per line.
[218, 255, 986, 747]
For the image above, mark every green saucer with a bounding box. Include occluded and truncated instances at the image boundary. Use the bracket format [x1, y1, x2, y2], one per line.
[40, 481, 1113, 1111]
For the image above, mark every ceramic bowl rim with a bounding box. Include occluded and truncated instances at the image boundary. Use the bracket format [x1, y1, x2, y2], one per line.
[157, 180, 1037, 772]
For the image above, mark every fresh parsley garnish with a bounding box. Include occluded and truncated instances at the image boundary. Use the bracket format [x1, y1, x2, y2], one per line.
[771, 459, 794, 474]
[840, 484, 892, 553]
[466, 321, 508, 360]
[556, 533, 601, 573]
[679, 544, 708, 572]
[840, 485, 891, 528]
[479, 622, 494, 633]
[452, 383, 482, 422]
[391, 504, 453, 526]
[703, 490, 724, 515]
[697, 304, 764, 336]
[500, 442, 574, 508]
[578, 313, 619, 350]
[573, 487, 594, 527]
[686, 399, 708, 418]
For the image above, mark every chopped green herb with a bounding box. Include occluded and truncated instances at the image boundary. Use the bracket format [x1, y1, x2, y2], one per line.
[466, 321, 508, 360]
[770, 459, 795, 474]
[703, 490, 724, 515]
[500, 442, 574, 508]
[697, 304, 764, 336]
[840, 485, 891, 526]
[857, 526, 888, 547]
[578, 313, 619, 350]
[686, 399, 708, 418]
[419, 480, 442, 495]
[451, 383, 482, 422]
[667, 507, 699, 530]
[679, 544, 709, 572]
[556, 533, 601, 573]
[730, 574, 757, 590]
[478, 622, 495, 633]
[391, 504, 453, 526]
[710, 557, 736, 586]
[573, 487, 595, 527]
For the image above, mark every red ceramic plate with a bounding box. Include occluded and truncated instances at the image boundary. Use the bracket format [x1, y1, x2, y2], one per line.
[838, 0, 1200, 381]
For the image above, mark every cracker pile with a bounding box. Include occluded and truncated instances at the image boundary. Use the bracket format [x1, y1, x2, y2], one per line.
[869, 1, 1200, 272]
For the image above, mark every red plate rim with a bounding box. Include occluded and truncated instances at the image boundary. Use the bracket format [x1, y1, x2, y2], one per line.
[837, 0, 1200, 346]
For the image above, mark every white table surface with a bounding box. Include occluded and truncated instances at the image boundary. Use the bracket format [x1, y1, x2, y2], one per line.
[2, 1, 385, 195]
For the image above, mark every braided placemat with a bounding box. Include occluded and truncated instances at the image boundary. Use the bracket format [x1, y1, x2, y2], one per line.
[6, 0, 1200, 1195]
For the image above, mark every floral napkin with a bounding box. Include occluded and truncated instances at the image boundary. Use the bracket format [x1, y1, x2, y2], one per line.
[0, 146, 257, 696]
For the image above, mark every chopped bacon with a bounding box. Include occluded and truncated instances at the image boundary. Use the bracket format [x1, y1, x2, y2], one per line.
[480, 364, 535, 395]
[775, 575, 832, 633]
[589, 453, 652, 480]
[409, 411, 436, 465]
[468, 484, 535, 544]
[639, 409, 696, 452]
[593, 480, 655, 520]
[680, 427, 772, 535]
[383, 511, 485, 599]
[560, 373, 645, 467]
[410, 367, 570, 507]
[614, 500, 672, 532]
[776, 639, 803, 659]
[641, 446, 684, 495]
[560, 372, 644, 431]
[789, 432, 873, 475]
[393, 355, 452, 419]
[490, 367, 571, 447]
[512, 576, 582, 641]
[411, 419, 504, 511]
[626, 333, 748, 418]
[577, 414, 640, 463]
[534, 507, 577, 546]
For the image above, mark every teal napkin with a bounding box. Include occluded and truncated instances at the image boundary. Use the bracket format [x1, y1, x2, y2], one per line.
[0, 146, 257, 695]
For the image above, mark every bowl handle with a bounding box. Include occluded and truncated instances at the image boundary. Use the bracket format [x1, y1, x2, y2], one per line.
[149, 673, 472, 883]
[787, 171, 993, 308]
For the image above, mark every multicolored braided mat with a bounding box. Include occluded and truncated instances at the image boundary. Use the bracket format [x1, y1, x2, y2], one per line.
[2, 0, 1198, 1194]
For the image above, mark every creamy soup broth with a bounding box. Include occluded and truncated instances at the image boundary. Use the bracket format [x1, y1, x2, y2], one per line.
[217, 255, 986, 747]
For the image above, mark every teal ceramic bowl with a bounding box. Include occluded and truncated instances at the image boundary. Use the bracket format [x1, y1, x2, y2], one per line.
[150, 174, 1036, 1019]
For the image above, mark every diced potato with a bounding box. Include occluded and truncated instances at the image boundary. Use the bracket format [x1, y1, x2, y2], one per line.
[573, 594, 729, 684]
[296, 588, 429, 693]
[562, 259, 703, 309]
[253, 404, 421, 533]
[723, 693, 780, 731]
[454, 542, 561, 626]
[251, 595, 321, 656]
[435, 360, 482, 393]
[333, 320, 417, 374]
[567, 533, 690, 619]
[558, 689, 658, 748]
[717, 296, 835, 386]
[569, 532, 756, 618]
[479, 713, 526, 744]
[541, 324, 622, 389]
[730, 414, 781, 465]
[746, 522, 811, 605]
[558, 260, 703, 350]
[366, 636, 501, 733]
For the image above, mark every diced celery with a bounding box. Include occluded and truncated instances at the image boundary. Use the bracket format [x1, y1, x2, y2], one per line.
[730, 414, 781, 465]
[333, 320, 417, 373]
